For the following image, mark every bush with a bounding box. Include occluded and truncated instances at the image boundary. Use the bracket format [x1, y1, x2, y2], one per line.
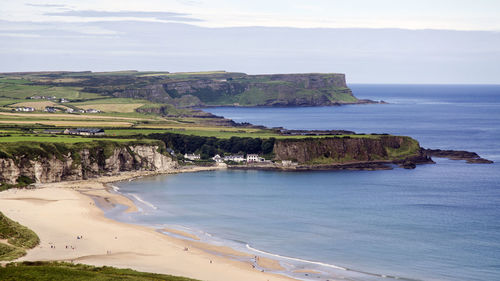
[16, 175, 34, 187]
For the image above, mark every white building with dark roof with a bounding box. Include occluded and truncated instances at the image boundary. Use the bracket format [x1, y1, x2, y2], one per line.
[64, 128, 105, 136]
[246, 154, 265, 162]
[212, 154, 224, 163]
[184, 153, 201, 160]
[223, 155, 245, 163]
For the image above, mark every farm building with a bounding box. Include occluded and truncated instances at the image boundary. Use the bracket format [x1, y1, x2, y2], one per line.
[63, 128, 105, 136]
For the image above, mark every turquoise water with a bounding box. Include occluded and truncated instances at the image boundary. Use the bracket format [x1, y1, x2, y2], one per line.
[111, 85, 500, 281]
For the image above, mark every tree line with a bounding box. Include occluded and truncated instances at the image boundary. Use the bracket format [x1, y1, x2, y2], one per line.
[148, 133, 276, 160]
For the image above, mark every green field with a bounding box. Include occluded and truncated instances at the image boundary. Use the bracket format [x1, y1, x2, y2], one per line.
[0, 98, 18, 107]
[0, 135, 139, 143]
[0, 79, 104, 100]
[71, 98, 150, 105]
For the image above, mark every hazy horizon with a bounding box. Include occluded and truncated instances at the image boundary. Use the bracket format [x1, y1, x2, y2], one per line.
[1, 1, 499, 84]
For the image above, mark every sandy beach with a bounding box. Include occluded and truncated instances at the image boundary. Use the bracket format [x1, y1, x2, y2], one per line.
[0, 167, 298, 281]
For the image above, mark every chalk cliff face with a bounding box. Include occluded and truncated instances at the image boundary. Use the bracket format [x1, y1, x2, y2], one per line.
[273, 136, 431, 166]
[0, 145, 177, 185]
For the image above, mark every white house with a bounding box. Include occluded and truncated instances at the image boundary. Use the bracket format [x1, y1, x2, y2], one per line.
[66, 108, 74, 113]
[281, 160, 297, 166]
[184, 153, 201, 160]
[212, 154, 224, 163]
[247, 154, 265, 162]
[85, 108, 101, 114]
[224, 155, 245, 163]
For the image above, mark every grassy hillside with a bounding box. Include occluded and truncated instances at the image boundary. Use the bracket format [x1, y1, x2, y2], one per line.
[1, 262, 200, 281]
[0, 212, 40, 261]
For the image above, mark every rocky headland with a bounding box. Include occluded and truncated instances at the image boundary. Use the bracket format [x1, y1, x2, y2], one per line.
[0, 133, 494, 187]
[423, 149, 494, 164]
[19, 71, 379, 108]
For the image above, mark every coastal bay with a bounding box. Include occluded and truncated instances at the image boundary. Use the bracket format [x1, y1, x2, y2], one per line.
[112, 84, 498, 281]
[0, 83, 498, 281]
[0, 170, 297, 281]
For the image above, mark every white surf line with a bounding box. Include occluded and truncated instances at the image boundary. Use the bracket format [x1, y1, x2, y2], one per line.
[246, 244, 346, 271]
[126, 193, 158, 210]
[246, 244, 421, 281]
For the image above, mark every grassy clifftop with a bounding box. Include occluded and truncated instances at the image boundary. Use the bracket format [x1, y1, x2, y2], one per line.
[0, 71, 360, 108]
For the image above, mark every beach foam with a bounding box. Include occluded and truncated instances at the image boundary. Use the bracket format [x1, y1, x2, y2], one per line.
[246, 244, 347, 271]
[126, 193, 158, 210]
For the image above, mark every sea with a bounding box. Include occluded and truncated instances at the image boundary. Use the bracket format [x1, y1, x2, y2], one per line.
[107, 85, 500, 281]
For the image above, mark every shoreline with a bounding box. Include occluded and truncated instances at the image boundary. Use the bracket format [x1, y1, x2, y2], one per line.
[0, 167, 304, 281]
[0, 162, 439, 281]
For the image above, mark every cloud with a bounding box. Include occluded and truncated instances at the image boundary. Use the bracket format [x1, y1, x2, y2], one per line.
[26, 3, 66, 8]
[176, 0, 203, 6]
[44, 10, 203, 22]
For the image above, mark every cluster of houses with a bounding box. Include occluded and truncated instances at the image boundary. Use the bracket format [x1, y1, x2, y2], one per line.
[43, 128, 105, 136]
[14, 107, 35, 112]
[184, 153, 266, 163]
[13, 106, 100, 114]
[46, 107, 101, 114]
[29, 96, 68, 103]
[29, 95, 58, 100]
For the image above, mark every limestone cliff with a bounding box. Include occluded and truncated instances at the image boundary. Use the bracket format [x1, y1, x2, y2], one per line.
[97, 73, 363, 107]
[0, 143, 177, 185]
[273, 136, 432, 168]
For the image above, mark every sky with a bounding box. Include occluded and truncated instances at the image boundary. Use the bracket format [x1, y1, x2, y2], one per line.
[1, 0, 499, 83]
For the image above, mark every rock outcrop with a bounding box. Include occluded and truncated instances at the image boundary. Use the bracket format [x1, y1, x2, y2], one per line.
[423, 149, 493, 164]
[0, 144, 177, 185]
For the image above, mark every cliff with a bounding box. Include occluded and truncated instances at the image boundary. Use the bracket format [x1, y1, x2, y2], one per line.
[157, 73, 359, 107]
[273, 136, 432, 169]
[0, 141, 177, 185]
[68, 72, 365, 107]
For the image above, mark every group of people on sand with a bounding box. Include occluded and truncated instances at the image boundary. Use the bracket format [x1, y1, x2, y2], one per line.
[48, 235, 84, 250]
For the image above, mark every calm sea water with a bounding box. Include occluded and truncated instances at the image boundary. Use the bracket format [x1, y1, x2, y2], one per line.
[111, 85, 500, 281]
